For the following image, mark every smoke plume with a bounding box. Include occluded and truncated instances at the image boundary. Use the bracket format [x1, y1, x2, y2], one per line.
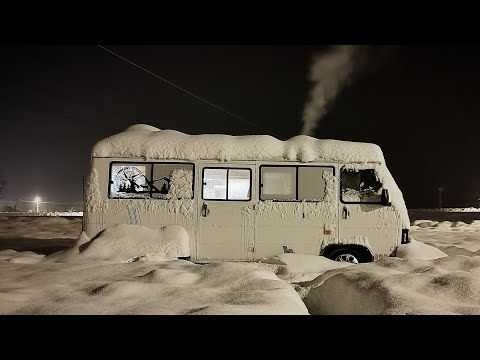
[301, 45, 361, 136]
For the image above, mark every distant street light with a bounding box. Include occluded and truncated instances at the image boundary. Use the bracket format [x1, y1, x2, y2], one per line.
[34, 196, 41, 213]
[437, 188, 444, 209]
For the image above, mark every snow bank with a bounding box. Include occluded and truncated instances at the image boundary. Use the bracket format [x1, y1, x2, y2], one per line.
[410, 219, 480, 256]
[260, 253, 353, 296]
[0, 216, 82, 239]
[263, 253, 352, 274]
[0, 260, 308, 314]
[395, 239, 448, 260]
[45, 212, 83, 217]
[0, 249, 45, 264]
[413, 207, 480, 213]
[413, 220, 480, 229]
[47, 224, 190, 263]
[92, 125, 384, 163]
[304, 256, 480, 314]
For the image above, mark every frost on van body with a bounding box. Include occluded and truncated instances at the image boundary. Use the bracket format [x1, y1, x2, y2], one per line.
[320, 235, 373, 253]
[105, 198, 195, 218]
[92, 125, 384, 164]
[166, 169, 193, 200]
[111, 193, 150, 199]
[85, 168, 102, 213]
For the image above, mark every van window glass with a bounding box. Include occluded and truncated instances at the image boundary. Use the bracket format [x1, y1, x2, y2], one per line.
[152, 163, 194, 199]
[203, 169, 228, 200]
[260, 167, 296, 201]
[203, 168, 252, 201]
[298, 167, 331, 201]
[110, 163, 152, 198]
[228, 169, 251, 200]
[341, 168, 382, 203]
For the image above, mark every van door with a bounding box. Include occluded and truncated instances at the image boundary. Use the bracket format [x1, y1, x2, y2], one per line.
[338, 167, 399, 258]
[254, 165, 337, 259]
[197, 163, 256, 261]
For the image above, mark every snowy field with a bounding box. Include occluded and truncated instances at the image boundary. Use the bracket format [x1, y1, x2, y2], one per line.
[0, 215, 81, 255]
[1, 213, 480, 314]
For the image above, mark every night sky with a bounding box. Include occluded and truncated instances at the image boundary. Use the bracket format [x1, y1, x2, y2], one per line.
[1, 45, 479, 209]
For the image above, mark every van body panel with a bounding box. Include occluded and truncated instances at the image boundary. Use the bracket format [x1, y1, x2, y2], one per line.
[339, 204, 400, 258]
[254, 162, 338, 259]
[84, 155, 407, 263]
[337, 164, 403, 259]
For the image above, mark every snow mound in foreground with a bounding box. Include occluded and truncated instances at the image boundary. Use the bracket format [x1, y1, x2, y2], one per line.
[0, 249, 45, 264]
[262, 253, 352, 275]
[304, 256, 480, 315]
[46, 224, 189, 263]
[260, 253, 354, 295]
[0, 260, 308, 314]
[396, 239, 447, 260]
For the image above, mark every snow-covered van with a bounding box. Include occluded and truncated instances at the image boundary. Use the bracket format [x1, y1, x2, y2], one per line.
[83, 124, 410, 264]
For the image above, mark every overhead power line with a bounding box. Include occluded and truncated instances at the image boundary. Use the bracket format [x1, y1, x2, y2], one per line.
[97, 45, 283, 139]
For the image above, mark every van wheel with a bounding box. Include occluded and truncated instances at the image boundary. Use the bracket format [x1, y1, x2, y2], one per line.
[334, 252, 359, 264]
[323, 246, 372, 264]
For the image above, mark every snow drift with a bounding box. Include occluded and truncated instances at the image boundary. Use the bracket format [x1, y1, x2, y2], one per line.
[0, 259, 308, 315]
[395, 239, 448, 260]
[47, 224, 190, 263]
[410, 219, 480, 256]
[304, 256, 480, 315]
[0, 216, 81, 239]
[0, 249, 45, 264]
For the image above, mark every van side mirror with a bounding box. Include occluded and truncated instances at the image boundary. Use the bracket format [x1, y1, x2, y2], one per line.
[381, 189, 392, 206]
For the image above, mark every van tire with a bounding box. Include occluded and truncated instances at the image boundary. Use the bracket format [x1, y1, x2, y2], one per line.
[322, 245, 373, 264]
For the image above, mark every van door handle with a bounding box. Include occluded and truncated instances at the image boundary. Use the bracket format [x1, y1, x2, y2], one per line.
[343, 206, 349, 219]
[202, 203, 210, 217]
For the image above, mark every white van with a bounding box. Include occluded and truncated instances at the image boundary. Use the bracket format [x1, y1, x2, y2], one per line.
[83, 124, 410, 264]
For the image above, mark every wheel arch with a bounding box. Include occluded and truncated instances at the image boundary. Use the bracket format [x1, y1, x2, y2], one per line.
[320, 244, 374, 263]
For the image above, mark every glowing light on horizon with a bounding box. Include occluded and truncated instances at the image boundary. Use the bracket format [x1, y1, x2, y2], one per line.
[34, 196, 41, 213]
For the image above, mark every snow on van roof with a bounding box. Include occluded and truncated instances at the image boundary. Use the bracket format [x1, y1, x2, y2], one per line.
[92, 124, 385, 163]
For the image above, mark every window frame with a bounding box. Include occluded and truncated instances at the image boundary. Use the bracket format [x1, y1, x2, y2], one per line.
[108, 161, 195, 200]
[259, 164, 335, 202]
[201, 167, 252, 202]
[339, 166, 383, 205]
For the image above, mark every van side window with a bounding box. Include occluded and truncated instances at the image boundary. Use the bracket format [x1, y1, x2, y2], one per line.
[228, 169, 251, 200]
[260, 166, 333, 201]
[341, 168, 382, 203]
[109, 162, 194, 199]
[202, 168, 251, 201]
[298, 167, 329, 201]
[151, 163, 194, 199]
[110, 163, 152, 198]
[260, 167, 296, 201]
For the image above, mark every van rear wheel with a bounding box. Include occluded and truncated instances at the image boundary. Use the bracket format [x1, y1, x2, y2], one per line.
[323, 246, 372, 264]
[334, 253, 359, 264]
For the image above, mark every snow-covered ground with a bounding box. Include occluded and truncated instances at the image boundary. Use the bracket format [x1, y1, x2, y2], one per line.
[0, 254, 307, 315]
[1, 214, 480, 314]
[0, 215, 82, 255]
[0, 223, 307, 315]
[410, 220, 480, 256]
[0, 215, 82, 240]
